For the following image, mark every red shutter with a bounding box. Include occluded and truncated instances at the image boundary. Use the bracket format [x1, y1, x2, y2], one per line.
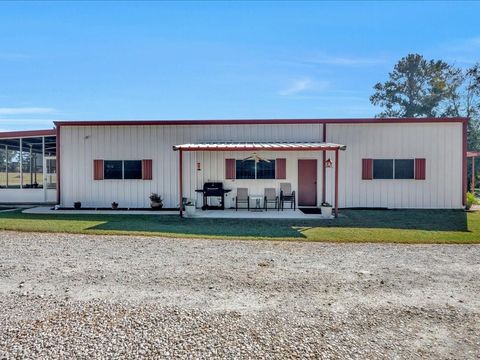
[415, 158, 426, 180]
[362, 159, 373, 180]
[225, 158, 236, 179]
[142, 159, 153, 180]
[93, 159, 104, 180]
[276, 158, 286, 179]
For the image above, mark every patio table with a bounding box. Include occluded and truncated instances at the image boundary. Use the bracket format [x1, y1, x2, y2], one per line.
[249, 195, 263, 212]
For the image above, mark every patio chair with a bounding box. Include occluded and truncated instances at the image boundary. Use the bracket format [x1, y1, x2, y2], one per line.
[280, 183, 296, 211]
[236, 188, 250, 211]
[264, 188, 278, 211]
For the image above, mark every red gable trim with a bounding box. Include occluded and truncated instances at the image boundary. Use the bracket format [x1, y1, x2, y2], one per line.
[54, 117, 468, 127]
[0, 129, 56, 139]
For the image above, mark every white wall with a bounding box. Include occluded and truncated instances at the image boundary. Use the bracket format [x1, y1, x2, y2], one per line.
[59, 124, 324, 208]
[324, 122, 464, 208]
[0, 189, 49, 204]
[59, 122, 464, 209]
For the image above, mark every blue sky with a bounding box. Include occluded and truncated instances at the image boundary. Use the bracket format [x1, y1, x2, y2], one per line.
[1, 1, 479, 131]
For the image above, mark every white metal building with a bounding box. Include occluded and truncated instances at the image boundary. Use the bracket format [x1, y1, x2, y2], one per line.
[0, 118, 468, 213]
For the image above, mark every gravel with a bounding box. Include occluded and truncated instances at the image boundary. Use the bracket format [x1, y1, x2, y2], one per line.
[0, 231, 479, 359]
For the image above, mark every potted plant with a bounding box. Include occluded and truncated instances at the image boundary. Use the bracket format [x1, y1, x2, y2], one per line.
[320, 202, 333, 218]
[149, 193, 163, 209]
[184, 199, 196, 217]
[74, 201, 81, 210]
[111, 202, 119, 210]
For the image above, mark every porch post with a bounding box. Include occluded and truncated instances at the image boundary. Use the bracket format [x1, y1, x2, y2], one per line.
[179, 149, 183, 217]
[472, 156, 476, 193]
[334, 148, 339, 218]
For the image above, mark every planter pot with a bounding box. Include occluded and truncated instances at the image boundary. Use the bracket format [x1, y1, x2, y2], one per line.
[321, 206, 332, 218]
[185, 205, 196, 217]
[150, 202, 163, 210]
[74, 202, 81, 210]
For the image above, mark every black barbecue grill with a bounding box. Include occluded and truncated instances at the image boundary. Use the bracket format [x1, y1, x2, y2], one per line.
[195, 182, 232, 210]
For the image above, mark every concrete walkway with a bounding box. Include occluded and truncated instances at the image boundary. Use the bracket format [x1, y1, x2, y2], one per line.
[22, 206, 333, 219]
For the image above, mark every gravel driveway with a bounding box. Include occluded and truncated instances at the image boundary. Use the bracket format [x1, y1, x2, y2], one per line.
[0, 231, 479, 359]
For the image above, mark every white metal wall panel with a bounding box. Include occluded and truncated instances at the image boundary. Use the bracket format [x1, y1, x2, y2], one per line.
[60, 124, 324, 208]
[60, 122, 463, 209]
[324, 122, 463, 208]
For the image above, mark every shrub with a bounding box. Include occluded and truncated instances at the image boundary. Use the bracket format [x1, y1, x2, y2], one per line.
[466, 192, 479, 210]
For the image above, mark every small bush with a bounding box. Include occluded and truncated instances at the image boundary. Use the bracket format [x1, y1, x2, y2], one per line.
[466, 192, 479, 210]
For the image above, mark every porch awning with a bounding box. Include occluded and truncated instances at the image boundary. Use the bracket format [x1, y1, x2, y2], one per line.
[173, 141, 346, 151]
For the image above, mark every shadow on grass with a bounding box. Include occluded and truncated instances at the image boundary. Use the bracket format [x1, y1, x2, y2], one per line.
[0, 209, 470, 238]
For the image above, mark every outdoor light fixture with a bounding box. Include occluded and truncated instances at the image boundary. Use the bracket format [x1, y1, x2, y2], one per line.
[325, 158, 333, 168]
[197, 162, 201, 171]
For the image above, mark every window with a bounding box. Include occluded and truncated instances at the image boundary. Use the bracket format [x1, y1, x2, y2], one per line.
[394, 159, 414, 179]
[373, 159, 393, 179]
[104, 160, 123, 179]
[103, 160, 145, 180]
[372, 159, 415, 180]
[22, 137, 43, 188]
[236, 160, 255, 179]
[0, 135, 56, 190]
[124, 160, 142, 179]
[257, 160, 276, 179]
[7, 139, 21, 188]
[235, 159, 276, 179]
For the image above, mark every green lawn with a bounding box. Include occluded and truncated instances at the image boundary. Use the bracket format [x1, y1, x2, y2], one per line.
[0, 209, 478, 243]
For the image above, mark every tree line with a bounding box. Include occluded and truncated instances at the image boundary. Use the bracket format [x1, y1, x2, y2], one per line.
[370, 54, 480, 187]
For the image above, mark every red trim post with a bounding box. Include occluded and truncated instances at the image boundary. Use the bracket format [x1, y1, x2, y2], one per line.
[472, 156, 476, 193]
[56, 124, 61, 205]
[334, 149, 339, 218]
[463, 121, 468, 206]
[179, 149, 183, 217]
[322, 123, 327, 203]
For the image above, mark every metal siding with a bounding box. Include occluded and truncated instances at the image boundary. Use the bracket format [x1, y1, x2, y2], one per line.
[59, 122, 462, 209]
[327, 122, 463, 209]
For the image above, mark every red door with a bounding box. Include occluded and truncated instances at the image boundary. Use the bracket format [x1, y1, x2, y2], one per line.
[298, 160, 317, 206]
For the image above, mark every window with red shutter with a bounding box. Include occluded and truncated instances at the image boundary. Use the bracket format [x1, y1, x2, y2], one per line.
[276, 158, 286, 179]
[93, 159, 104, 180]
[415, 158, 426, 180]
[142, 159, 153, 180]
[225, 158, 236, 179]
[362, 159, 373, 180]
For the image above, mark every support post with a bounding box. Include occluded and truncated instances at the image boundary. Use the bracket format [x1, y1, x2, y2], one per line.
[334, 149, 339, 218]
[19, 138, 23, 188]
[5, 145, 8, 188]
[179, 149, 183, 217]
[322, 123, 326, 203]
[472, 156, 476, 193]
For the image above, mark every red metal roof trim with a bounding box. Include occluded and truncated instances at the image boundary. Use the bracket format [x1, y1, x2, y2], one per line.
[0, 129, 56, 139]
[54, 117, 468, 127]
